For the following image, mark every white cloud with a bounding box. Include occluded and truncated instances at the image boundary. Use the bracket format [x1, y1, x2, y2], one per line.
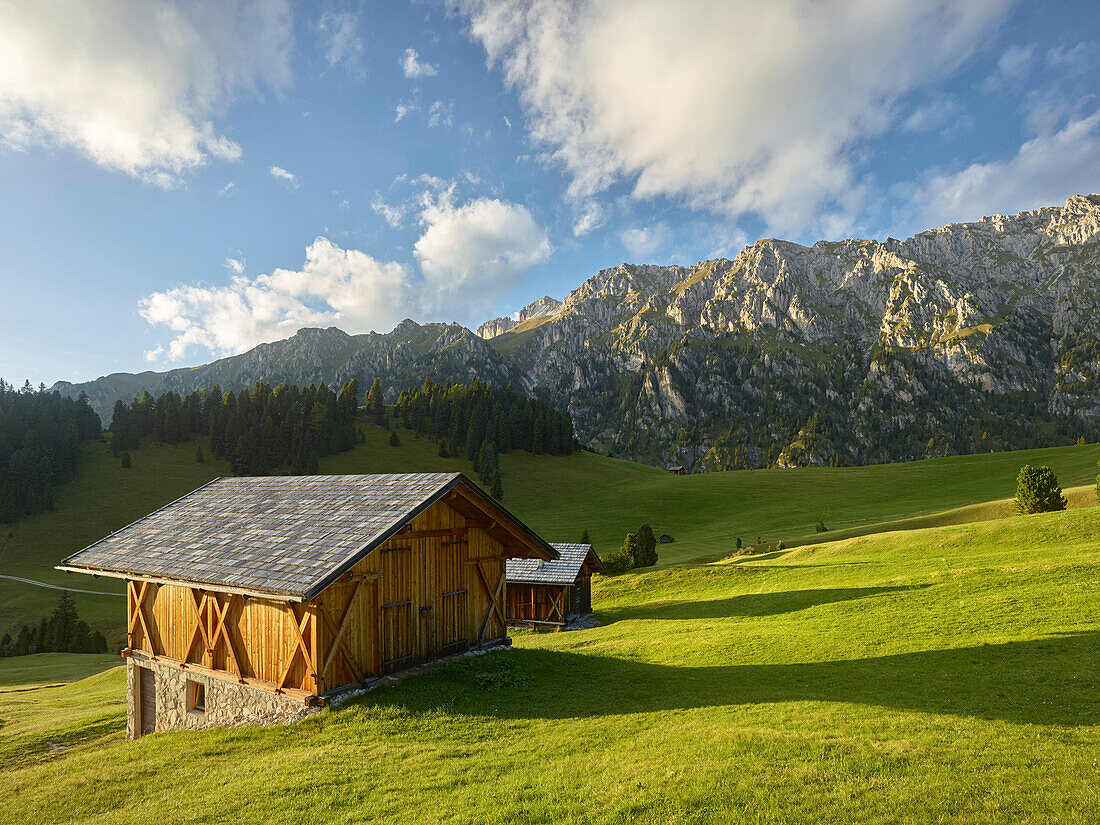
[270, 165, 301, 187]
[402, 48, 439, 79]
[395, 99, 420, 122]
[620, 223, 671, 260]
[572, 200, 605, 236]
[978, 44, 1035, 94]
[900, 109, 1100, 230]
[428, 100, 454, 129]
[219, 181, 236, 197]
[0, 0, 291, 186]
[450, 0, 1012, 236]
[902, 96, 966, 136]
[142, 193, 553, 361]
[371, 194, 407, 228]
[414, 195, 553, 312]
[141, 238, 416, 361]
[320, 10, 364, 77]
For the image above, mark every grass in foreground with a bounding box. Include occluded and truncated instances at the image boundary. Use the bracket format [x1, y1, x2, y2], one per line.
[3, 505, 1099, 823]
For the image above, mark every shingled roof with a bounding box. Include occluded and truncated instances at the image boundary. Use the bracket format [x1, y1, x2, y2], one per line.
[57, 473, 555, 600]
[506, 543, 606, 586]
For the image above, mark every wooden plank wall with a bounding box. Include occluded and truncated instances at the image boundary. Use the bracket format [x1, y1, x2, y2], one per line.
[127, 580, 318, 694]
[312, 497, 507, 693]
[505, 582, 571, 624]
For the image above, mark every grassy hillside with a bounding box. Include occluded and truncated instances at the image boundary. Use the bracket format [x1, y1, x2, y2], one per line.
[4, 505, 1099, 822]
[1, 425, 1097, 641]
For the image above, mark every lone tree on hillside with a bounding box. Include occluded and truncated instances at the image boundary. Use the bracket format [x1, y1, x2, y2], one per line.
[1014, 464, 1067, 514]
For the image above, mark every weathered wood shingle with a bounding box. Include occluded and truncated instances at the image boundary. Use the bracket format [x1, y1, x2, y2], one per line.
[506, 543, 604, 585]
[59, 473, 552, 599]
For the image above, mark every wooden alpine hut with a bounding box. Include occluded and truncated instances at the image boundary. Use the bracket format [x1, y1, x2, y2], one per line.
[57, 473, 556, 737]
[505, 543, 606, 628]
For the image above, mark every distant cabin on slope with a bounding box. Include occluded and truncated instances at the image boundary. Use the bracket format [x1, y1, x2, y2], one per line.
[505, 543, 606, 628]
[57, 473, 556, 738]
[667, 466, 686, 475]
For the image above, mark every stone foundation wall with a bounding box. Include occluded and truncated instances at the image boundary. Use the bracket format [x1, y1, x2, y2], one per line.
[126, 656, 318, 738]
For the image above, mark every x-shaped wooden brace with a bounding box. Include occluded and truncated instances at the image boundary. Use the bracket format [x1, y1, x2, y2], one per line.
[473, 562, 506, 645]
[275, 606, 315, 692]
[127, 581, 158, 657]
[547, 588, 567, 624]
[182, 588, 211, 666]
[210, 595, 245, 681]
[318, 579, 366, 688]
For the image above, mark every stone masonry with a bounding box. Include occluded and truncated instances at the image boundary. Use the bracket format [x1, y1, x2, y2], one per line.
[126, 654, 319, 738]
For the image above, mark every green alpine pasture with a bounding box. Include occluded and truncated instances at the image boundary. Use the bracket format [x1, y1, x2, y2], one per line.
[3, 503, 1099, 822]
[1, 423, 1098, 642]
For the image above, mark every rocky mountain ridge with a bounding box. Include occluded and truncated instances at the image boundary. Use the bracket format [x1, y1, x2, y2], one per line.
[54, 195, 1100, 470]
[475, 295, 562, 339]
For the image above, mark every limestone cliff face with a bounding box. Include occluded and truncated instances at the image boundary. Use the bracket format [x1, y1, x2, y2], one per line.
[56, 196, 1100, 470]
[475, 296, 563, 339]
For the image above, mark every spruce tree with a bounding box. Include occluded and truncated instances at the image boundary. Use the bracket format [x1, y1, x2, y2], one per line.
[389, 429, 400, 447]
[635, 523, 658, 567]
[365, 378, 385, 426]
[1014, 464, 1067, 514]
[621, 533, 639, 569]
[580, 528, 591, 545]
[195, 444, 205, 463]
[490, 467, 504, 500]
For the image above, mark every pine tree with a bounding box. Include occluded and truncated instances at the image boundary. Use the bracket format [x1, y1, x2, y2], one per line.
[389, 429, 400, 447]
[120, 451, 132, 468]
[490, 466, 504, 499]
[580, 528, 591, 545]
[365, 378, 385, 426]
[621, 533, 639, 569]
[635, 523, 658, 567]
[1014, 464, 1067, 514]
[195, 444, 205, 463]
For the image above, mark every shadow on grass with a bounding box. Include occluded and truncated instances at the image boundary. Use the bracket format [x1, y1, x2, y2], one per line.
[368, 631, 1100, 728]
[600, 585, 928, 622]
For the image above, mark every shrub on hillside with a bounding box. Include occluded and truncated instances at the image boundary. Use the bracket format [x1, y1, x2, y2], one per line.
[120, 452, 132, 468]
[815, 520, 829, 533]
[601, 548, 634, 575]
[388, 430, 400, 447]
[1014, 464, 1066, 514]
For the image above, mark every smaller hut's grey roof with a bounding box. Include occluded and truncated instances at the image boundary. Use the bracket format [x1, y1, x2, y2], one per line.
[58, 473, 554, 600]
[506, 543, 604, 585]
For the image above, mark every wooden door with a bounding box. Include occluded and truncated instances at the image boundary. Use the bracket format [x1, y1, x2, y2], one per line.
[435, 536, 468, 655]
[379, 545, 415, 673]
[138, 666, 155, 736]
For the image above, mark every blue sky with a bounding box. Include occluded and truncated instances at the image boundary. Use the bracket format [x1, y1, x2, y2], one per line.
[1, 0, 1099, 387]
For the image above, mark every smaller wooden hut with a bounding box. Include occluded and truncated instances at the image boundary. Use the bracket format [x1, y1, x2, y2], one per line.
[505, 543, 606, 628]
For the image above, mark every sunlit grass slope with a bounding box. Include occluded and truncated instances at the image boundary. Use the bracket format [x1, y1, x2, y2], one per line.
[2, 425, 1097, 640]
[4, 505, 1099, 823]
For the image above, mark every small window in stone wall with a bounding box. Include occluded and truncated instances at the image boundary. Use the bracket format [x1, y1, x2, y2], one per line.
[187, 680, 206, 713]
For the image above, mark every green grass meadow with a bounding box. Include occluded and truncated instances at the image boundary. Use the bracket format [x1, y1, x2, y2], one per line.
[1, 423, 1098, 644]
[2, 503, 1099, 822]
